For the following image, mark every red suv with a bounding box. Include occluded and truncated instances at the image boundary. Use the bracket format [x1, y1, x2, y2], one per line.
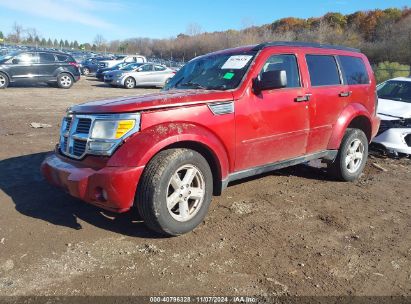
[42, 42, 380, 236]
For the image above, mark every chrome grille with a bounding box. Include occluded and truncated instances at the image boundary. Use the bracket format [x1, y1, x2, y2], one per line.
[61, 137, 68, 151]
[76, 118, 92, 134]
[72, 139, 87, 157]
[65, 117, 72, 132]
[59, 113, 141, 160]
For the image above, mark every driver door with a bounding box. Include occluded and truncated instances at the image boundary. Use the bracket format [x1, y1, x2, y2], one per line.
[234, 53, 310, 171]
[9, 52, 39, 81]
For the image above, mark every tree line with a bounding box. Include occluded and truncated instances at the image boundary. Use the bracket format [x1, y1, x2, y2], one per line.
[1, 7, 410, 66]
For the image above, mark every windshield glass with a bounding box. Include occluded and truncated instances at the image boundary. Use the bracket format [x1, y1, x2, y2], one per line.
[0, 51, 19, 63]
[164, 50, 257, 91]
[378, 80, 411, 103]
[120, 63, 142, 71]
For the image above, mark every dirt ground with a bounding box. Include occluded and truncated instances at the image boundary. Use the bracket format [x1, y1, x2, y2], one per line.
[0, 77, 410, 297]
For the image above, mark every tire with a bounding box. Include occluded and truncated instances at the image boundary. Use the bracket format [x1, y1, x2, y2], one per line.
[57, 73, 74, 89]
[124, 77, 136, 89]
[137, 149, 213, 236]
[82, 68, 90, 76]
[0, 72, 9, 89]
[329, 128, 368, 181]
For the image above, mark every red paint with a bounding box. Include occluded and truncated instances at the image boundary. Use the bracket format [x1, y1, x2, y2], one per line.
[41, 44, 379, 213]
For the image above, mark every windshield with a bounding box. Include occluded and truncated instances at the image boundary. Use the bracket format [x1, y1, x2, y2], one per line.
[121, 63, 142, 71]
[378, 80, 411, 103]
[0, 51, 19, 63]
[164, 50, 257, 91]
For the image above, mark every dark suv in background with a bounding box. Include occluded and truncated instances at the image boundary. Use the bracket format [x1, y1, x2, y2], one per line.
[0, 51, 80, 89]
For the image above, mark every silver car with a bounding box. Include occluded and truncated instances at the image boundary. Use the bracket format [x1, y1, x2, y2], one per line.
[104, 63, 176, 89]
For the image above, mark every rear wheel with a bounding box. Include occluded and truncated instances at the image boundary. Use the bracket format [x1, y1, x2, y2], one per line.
[0, 72, 9, 89]
[137, 149, 213, 236]
[124, 77, 135, 89]
[329, 128, 368, 181]
[57, 73, 74, 89]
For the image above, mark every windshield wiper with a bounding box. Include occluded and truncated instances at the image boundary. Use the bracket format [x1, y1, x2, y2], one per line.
[177, 82, 207, 90]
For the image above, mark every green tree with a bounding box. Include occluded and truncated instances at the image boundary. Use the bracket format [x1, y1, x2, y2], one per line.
[0, 31, 3, 39]
[73, 40, 79, 49]
[53, 39, 58, 47]
[47, 38, 52, 47]
[40, 38, 47, 46]
[374, 61, 410, 83]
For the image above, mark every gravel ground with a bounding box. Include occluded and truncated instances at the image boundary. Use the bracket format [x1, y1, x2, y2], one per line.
[0, 77, 410, 297]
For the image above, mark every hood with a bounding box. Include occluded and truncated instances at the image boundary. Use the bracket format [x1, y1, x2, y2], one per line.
[377, 98, 411, 120]
[70, 90, 234, 113]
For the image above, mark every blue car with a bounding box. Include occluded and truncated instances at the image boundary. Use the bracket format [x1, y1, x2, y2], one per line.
[80, 56, 112, 76]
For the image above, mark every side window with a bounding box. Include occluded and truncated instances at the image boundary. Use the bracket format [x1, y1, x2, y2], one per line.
[154, 65, 166, 71]
[140, 64, 153, 72]
[306, 55, 341, 86]
[339, 56, 369, 85]
[260, 54, 300, 88]
[39, 53, 56, 63]
[56, 55, 69, 62]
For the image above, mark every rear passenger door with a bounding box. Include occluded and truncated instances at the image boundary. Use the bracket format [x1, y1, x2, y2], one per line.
[305, 54, 350, 153]
[37, 52, 57, 80]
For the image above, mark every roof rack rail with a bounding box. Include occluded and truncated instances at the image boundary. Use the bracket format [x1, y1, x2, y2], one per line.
[252, 41, 360, 53]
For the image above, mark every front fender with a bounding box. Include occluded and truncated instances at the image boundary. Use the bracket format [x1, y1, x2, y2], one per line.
[327, 103, 372, 150]
[107, 122, 231, 181]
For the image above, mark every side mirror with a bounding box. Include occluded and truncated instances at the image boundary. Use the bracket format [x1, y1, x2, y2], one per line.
[253, 70, 287, 94]
[12, 58, 19, 64]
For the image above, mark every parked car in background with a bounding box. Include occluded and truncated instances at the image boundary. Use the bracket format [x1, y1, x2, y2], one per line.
[95, 62, 130, 81]
[0, 50, 80, 89]
[99, 55, 147, 69]
[42, 42, 380, 236]
[81, 56, 113, 75]
[104, 63, 175, 88]
[372, 77, 411, 156]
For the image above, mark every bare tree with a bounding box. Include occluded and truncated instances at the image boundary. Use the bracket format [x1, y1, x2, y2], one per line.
[186, 23, 203, 36]
[93, 34, 107, 50]
[9, 22, 23, 43]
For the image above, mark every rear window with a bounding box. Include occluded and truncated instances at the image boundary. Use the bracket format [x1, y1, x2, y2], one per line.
[306, 55, 341, 86]
[339, 56, 369, 85]
[39, 53, 56, 63]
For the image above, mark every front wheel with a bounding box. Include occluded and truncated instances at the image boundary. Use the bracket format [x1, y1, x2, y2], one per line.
[57, 73, 74, 89]
[0, 72, 9, 89]
[124, 77, 136, 89]
[137, 149, 213, 236]
[82, 67, 90, 76]
[329, 128, 368, 181]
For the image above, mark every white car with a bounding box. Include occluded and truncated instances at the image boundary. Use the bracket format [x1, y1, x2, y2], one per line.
[104, 63, 176, 89]
[99, 54, 147, 69]
[373, 77, 411, 156]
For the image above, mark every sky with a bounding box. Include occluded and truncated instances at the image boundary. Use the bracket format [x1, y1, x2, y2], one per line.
[0, 0, 409, 43]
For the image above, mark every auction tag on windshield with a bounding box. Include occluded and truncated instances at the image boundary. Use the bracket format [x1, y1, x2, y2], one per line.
[221, 55, 253, 69]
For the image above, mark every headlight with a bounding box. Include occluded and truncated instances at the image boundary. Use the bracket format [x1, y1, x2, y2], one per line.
[88, 113, 140, 155]
[91, 119, 136, 139]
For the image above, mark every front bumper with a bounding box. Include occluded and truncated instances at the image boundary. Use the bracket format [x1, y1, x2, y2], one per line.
[104, 76, 123, 85]
[41, 153, 144, 213]
[373, 128, 411, 155]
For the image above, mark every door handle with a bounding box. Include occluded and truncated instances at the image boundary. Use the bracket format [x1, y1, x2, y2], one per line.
[339, 91, 352, 97]
[295, 94, 311, 102]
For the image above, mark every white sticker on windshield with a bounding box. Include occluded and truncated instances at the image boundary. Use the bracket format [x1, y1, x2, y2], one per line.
[221, 55, 253, 69]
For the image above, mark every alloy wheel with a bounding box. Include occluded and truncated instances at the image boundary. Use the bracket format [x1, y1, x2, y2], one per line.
[0, 75, 6, 87]
[60, 75, 72, 87]
[125, 78, 135, 88]
[166, 164, 206, 222]
[345, 139, 365, 174]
